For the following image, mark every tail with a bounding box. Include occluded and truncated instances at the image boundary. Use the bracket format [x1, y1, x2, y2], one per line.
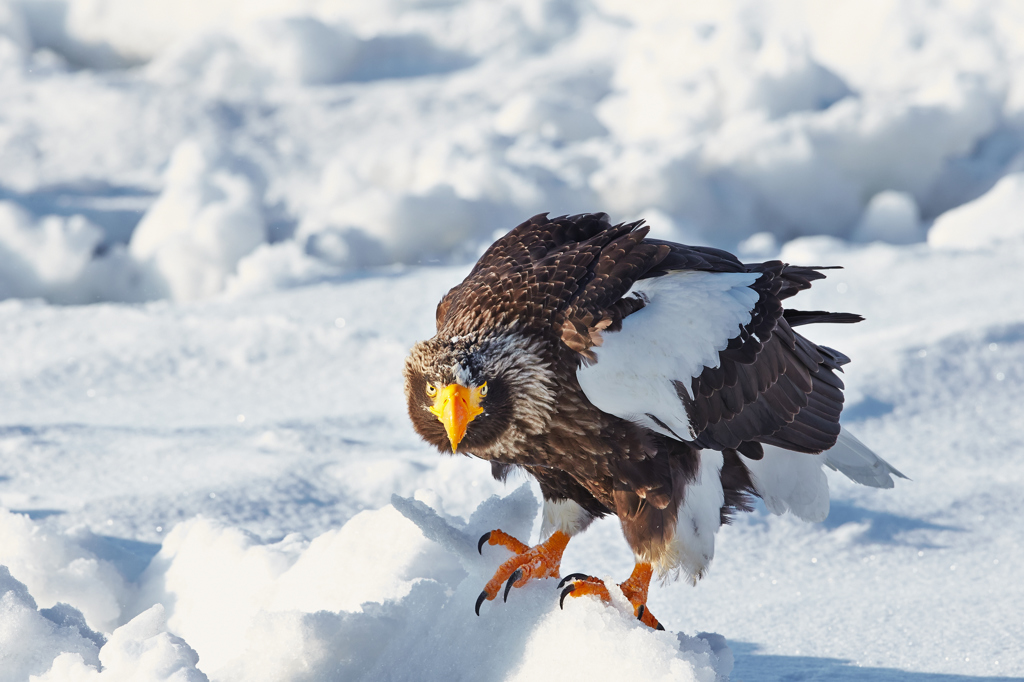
[824, 428, 908, 489]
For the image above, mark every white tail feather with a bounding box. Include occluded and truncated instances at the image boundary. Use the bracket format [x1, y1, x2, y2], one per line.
[824, 428, 908, 489]
[745, 446, 831, 522]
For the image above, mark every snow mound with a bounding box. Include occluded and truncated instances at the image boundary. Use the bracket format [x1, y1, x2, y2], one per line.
[137, 485, 729, 680]
[0, 202, 151, 304]
[0, 202, 100, 300]
[850, 191, 923, 245]
[129, 140, 267, 302]
[0, 567, 101, 682]
[0, 488, 731, 681]
[0, 509, 131, 633]
[928, 172, 1024, 249]
[1, 563, 203, 682]
[34, 606, 208, 682]
[222, 241, 339, 299]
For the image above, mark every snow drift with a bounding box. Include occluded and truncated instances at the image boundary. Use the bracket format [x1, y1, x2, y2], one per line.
[3, 0, 1024, 301]
[1, 487, 732, 682]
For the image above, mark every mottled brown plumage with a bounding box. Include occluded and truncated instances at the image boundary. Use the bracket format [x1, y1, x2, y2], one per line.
[404, 212, 864, 579]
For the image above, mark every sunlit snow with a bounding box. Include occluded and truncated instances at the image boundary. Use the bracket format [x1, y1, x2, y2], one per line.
[1, 1, 1024, 680]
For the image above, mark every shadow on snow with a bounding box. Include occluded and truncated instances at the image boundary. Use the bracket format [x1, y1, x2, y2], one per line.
[730, 641, 1021, 682]
[822, 500, 962, 547]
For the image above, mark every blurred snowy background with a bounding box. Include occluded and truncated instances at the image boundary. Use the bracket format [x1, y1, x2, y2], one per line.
[2, 1, 1024, 681]
[2, 0, 1024, 303]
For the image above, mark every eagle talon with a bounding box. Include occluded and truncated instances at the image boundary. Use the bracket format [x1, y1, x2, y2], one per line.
[477, 532, 491, 555]
[504, 568, 523, 602]
[475, 590, 488, 616]
[474, 530, 571, 615]
[558, 564, 664, 630]
[557, 572, 591, 589]
[559, 584, 575, 609]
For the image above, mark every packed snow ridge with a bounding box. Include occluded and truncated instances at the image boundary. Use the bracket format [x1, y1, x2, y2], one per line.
[0, 486, 732, 682]
[4, 0, 1024, 302]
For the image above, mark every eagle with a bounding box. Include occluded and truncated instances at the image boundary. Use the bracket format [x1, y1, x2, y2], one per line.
[404, 213, 905, 629]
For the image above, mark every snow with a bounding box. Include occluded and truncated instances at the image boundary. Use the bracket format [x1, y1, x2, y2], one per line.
[129, 140, 267, 302]
[850, 191, 924, 245]
[929, 172, 1024, 249]
[1, 1, 1024, 680]
[3, 0, 1024, 302]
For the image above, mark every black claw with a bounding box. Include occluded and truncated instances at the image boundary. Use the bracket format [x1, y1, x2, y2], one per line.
[559, 584, 575, 609]
[636, 604, 646, 620]
[656, 623, 665, 631]
[475, 590, 488, 616]
[557, 572, 590, 589]
[504, 569, 522, 602]
[477, 532, 491, 555]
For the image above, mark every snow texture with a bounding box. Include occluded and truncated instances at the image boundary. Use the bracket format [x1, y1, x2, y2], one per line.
[3, 0, 1024, 302]
[1, 1, 1024, 680]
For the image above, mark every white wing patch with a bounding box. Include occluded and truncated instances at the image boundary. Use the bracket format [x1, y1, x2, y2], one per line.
[576, 270, 760, 441]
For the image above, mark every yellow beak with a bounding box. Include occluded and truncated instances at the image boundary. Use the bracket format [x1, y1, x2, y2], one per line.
[429, 383, 484, 452]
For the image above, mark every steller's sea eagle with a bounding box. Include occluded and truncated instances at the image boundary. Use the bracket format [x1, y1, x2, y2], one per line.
[404, 213, 905, 629]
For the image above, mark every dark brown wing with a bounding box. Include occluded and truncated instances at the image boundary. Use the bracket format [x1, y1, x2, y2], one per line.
[558, 229, 862, 457]
[434, 213, 668, 337]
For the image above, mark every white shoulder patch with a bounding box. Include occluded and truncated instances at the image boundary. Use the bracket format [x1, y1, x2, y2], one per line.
[576, 270, 760, 440]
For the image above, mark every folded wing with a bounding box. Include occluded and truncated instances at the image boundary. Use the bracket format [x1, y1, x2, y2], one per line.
[575, 255, 859, 458]
[576, 270, 760, 441]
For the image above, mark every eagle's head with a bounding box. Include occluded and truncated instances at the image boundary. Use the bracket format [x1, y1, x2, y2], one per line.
[404, 330, 555, 454]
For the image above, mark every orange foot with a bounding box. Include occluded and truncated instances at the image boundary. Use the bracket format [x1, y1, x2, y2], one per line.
[558, 562, 665, 630]
[475, 529, 570, 615]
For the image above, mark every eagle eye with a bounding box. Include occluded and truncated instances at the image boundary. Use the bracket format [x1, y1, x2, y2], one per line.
[478, 382, 488, 397]
[425, 383, 437, 397]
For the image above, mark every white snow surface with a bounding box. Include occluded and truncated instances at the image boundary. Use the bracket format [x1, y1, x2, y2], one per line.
[3, 0, 1024, 301]
[2, 1, 1024, 680]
